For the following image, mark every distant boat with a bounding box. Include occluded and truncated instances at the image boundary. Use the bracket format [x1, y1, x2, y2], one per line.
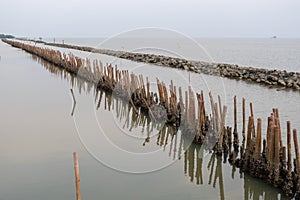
[271, 36, 277, 39]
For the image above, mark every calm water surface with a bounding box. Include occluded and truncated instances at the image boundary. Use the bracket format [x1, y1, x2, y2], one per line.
[0, 38, 299, 200]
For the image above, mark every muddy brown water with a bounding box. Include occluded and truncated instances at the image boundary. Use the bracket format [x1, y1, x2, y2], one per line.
[0, 40, 298, 199]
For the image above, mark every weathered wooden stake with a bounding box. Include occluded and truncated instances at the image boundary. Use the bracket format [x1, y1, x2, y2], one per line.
[254, 118, 262, 160]
[73, 152, 81, 200]
[293, 129, 300, 173]
[242, 98, 246, 142]
[275, 108, 282, 147]
[287, 121, 292, 172]
[233, 96, 237, 135]
[245, 116, 254, 166]
[274, 124, 280, 177]
[250, 103, 255, 137]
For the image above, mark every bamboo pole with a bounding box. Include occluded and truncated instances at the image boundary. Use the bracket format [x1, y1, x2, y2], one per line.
[250, 102, 254, 117]
[275, 108, 282, 147]
[233, 96, 237, 135]
[218, 95, 222, 119]
[215, 102, 220, 133]
[269, 119, 275, 166]
[185, 91, 188, 123]
[209, 92, 216, 131]
[287, 121, 292, 172]
[242, 98, 246, 142]
[197, 94, 202, 135]
[254, 118, 262, 160]
[250, 103, 255, 137]
[274, 124, 280, 176]
[201, 91, 205, 120]
[179, 87, 183, 112]
[282, 146, 287, 168]
[217, 106, 228, 153]
[73, 152, 81, 200]
[293, 129, 300, 173]
[245, 116, 254, 165]
[266, 117, 272, 162]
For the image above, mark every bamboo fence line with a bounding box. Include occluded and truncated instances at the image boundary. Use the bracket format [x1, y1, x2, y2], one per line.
[3, 38, 300, 199]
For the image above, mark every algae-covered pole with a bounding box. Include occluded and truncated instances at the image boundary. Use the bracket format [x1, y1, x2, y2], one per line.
[287, 121, 292, 172]
[293, 129, 300, 199]
[274, 124, 280, 183]
[233, 96, 237, 137]
[266, 116, 272, 163]
[283, 121, 294, 197]
[242, 98, 246, 142]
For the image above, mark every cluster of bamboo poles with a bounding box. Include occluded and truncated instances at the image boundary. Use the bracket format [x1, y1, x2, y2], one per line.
[3, 38, 300, 198]
[230, 107, 300, 198]
[2, 39, 208, 128]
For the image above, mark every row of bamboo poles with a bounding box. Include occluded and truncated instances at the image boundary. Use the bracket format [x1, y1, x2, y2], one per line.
[3, 38, 300, 198]
[4, 39, 212, 131]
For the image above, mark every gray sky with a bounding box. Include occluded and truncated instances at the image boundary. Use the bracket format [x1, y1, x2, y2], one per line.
[1, 0, 299, 38]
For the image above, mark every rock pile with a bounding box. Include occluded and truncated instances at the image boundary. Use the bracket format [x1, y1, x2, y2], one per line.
[25, 39, 300, 91]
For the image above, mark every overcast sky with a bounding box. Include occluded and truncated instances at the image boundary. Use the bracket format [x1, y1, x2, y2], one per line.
[1, 0, 299, 38]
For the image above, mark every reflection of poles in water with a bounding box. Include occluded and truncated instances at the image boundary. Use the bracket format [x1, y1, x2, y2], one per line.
[207, 153, 224, 200]
[196, 145, 204, 185]
[169, 132, 175, 157]
[164, 127, 170, 151]
[70, 88, 76, 116]
[143, 116, 151, 146]
[208, 153, 215, 185]
[183, 145, 281, 200]
[184, 144, 204, 185]
[178, 132, 183, 160]
[243, 174, 281, 200]
[173, 131, 178, 160]
[188, 144, 195, 183]
[217, 156, 225, 200]
[93, 85, 180, 148]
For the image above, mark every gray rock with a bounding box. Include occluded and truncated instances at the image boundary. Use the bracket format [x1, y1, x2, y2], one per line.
[278, 79, 286, 86]
[286, 79, 294, 87]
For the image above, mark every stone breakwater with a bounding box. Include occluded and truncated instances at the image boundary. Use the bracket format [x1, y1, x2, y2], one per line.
[25, 39, 300, 91]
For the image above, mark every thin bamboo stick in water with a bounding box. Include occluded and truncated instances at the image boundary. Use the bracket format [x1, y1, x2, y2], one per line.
[73, 152, 81, 200]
